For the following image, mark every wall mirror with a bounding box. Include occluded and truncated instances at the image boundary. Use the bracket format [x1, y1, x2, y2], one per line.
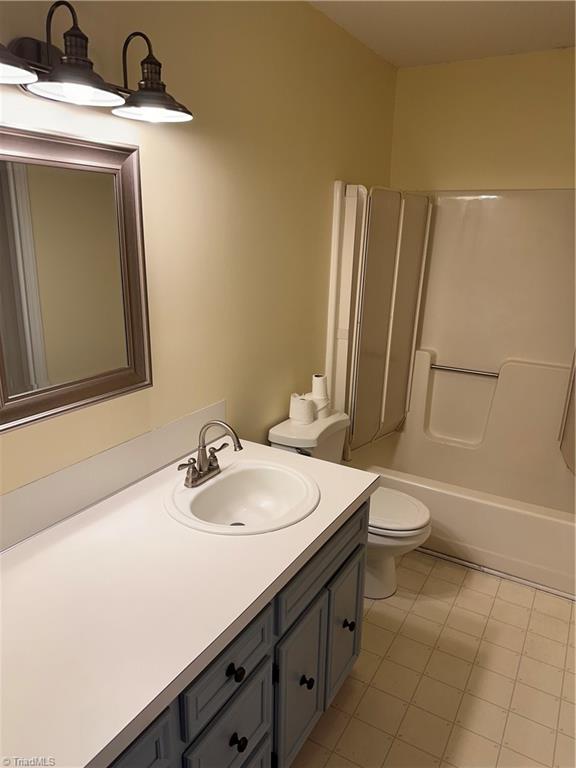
[0, 127, 151, 431]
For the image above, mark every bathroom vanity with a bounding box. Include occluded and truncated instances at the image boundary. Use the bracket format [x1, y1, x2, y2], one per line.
[1, 440, 378, 768]
[113, 501, 368, 768]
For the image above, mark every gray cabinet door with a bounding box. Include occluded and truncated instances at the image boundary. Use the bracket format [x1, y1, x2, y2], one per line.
[275, 591, 329, 768]
[111, 708, 174, 768]
[325, 547, 365, 707]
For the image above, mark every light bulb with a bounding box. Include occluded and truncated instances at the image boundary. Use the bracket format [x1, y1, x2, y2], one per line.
[27, 79, 124, 107]
[112, 104, 193, 123]
[0, 61, 38, 85]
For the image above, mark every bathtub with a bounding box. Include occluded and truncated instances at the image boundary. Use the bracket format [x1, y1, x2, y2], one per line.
[365, 465, 575, 597]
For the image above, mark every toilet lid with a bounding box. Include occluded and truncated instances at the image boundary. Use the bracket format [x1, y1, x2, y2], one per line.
[369, 487, 430, 532]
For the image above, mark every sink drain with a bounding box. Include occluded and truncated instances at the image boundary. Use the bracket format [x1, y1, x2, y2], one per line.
[230, 522, 245, 527]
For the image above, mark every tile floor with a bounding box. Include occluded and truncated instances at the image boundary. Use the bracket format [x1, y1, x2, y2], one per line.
[294, 551, 575, 768]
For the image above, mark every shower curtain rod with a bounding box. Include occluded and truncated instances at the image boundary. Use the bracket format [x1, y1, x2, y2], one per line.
[430, 363, 499, 378]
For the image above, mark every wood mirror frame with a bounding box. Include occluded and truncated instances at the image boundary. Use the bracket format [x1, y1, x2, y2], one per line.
[0, 126, 152, 431]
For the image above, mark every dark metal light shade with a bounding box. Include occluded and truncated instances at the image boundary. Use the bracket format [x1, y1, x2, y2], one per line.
[0, 43, 38, 84]
[26, 3, 124, 107]
[113, 36, 192, 123]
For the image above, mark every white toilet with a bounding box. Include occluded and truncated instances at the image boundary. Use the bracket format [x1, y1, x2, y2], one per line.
[366, 487, 431, 599]
[268, 412, 431, 600]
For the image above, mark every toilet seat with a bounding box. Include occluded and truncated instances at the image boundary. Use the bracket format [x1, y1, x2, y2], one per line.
[369, 523, 431, 539]
[368, 487, 430, 538]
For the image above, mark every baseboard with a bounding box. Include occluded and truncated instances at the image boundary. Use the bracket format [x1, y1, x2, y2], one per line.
[418, 536, 575, 600]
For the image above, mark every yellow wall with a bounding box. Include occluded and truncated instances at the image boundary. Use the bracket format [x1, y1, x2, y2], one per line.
[27, 165, 127, 385]
[0, 1, 396, 492]
[390, 48, 575, 190]
[2, 1, 573, 496]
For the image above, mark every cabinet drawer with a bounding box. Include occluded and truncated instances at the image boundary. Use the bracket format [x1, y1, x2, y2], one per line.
[325, 546, 365, 706]
[275, 591, 329, 768]
[275, 503, 368, 634]
[181, 605, 273, 743]
[243, 735, 272, 768]
[183, 658, 272, 768]
[111, 708, 174, 768]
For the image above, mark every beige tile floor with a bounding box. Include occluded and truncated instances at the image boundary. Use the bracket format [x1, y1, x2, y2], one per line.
[293, 551, 575, 768]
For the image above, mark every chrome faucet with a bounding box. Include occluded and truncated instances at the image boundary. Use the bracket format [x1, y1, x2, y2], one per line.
[178, 420, 243, 488]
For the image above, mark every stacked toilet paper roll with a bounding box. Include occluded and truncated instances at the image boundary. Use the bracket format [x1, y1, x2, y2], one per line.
[289, 374, 331, 425]
[289, 393, 315, 425]
[308, 373, 330, 419]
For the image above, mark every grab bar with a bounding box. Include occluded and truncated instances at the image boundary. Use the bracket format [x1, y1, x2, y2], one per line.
[430, 363, 499, 378]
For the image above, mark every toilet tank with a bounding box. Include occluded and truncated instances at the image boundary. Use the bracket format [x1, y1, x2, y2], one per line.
[268, 412, 350, 463]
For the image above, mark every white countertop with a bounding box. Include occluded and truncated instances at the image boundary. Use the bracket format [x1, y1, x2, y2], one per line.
[1, 441, 378, 768]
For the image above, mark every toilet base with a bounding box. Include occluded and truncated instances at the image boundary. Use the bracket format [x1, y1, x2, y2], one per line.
[364, 525, 432, 600]
[365, 550, 397, 599]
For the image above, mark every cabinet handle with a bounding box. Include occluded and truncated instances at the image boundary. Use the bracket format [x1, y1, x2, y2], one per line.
[342, 619, 356, 632]
[299, 674, 315, 690]
[229, 732, 249, 753]
[225, 662, 246, 683]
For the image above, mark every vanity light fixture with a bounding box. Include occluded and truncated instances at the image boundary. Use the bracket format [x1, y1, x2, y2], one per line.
[26, 0, 124, 107]
[112, 32, 193, 123]
[3, 4, 191, 124]
[0, 43, 37, 84]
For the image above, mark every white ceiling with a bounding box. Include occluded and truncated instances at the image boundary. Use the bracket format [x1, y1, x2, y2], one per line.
[312, 1, 575, 67]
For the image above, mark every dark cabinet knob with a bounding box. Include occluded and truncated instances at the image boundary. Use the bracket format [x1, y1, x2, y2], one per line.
[229, 732, 248, 753]
[342, 618, 356, 632]
[299, 674, 315, 690]
[225, 662, 246, 683]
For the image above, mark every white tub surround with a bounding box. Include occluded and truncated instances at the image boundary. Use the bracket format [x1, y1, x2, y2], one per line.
[359, 464, 574, 595]
[1, 441, 378, 768]
[354, 351, 574, 513]
[333, 188, 574, 513]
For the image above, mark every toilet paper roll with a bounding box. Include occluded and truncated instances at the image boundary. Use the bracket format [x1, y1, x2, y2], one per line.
[303, 396, 330, 419]
[311, 374, 329, 401]
[314, 399, 331, 419]
[309, 374, 330, 418]
[289, 393, 315, 425]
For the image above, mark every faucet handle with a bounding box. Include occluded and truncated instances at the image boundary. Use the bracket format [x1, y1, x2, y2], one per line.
[178, 457, 200, 488]
[178, 457, 197, 471]
[208, 442, 229, 469]
[209, 442, 229, 456]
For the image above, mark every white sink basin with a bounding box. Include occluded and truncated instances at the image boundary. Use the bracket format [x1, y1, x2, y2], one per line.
[165, 459, 321, 535]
